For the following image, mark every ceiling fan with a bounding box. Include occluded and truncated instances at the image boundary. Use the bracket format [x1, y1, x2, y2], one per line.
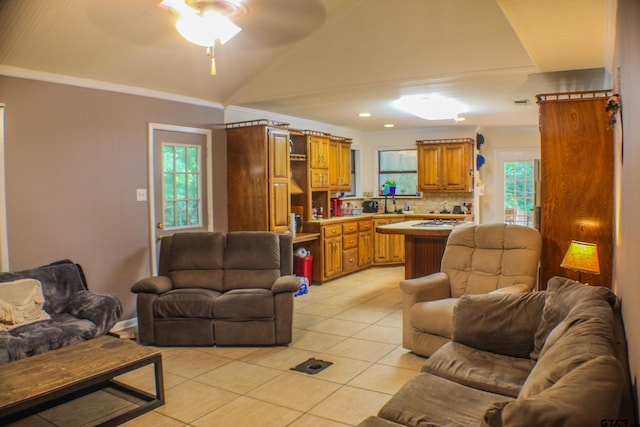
[160, 0, 327, 74]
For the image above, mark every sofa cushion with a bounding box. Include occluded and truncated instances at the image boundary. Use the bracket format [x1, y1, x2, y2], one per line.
[378, 372, 511, 427]
[531, 276, 616, 359]
[410, 298, 455, 338]
[423, 342, 534, 398]
[168, 232, 225, 291]
[0, 260, 87, 315]
[442, 224, 540, 297]
[519, 298, 614, 398]
[223, 232, 281, 290]
[10, 313, 97, 356]
[153, 288, 219, 319]
[482, 356, 623, 427]
[453, 292, 545, 358]
[213, 289, 274, 321]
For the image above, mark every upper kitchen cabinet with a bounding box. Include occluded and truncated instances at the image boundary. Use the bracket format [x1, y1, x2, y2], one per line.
[226, 120, 291, 232]
[307, 132, 330, 190]
[329, 136, 352, 192]
[537, 91, 614, 289]
[417, 138, 474, 192]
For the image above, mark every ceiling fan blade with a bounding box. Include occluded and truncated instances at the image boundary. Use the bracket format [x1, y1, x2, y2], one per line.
[233, 0, 326, 49]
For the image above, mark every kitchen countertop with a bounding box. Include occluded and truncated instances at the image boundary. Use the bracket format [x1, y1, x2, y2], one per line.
[375, 219, 474, 236]
[304, 213, 468, 225]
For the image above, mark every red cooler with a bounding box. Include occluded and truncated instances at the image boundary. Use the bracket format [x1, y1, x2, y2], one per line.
[294, 254, 313, 285]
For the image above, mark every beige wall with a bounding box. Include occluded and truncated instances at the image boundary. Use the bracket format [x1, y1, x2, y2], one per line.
[0, 76, 227, 320]
[614, 0, 640, 414]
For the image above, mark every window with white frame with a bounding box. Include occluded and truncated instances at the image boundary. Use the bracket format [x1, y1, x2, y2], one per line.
[504, 160, 534, 227]
[378, 149, 418, 196]
[162, 143, 202, 229]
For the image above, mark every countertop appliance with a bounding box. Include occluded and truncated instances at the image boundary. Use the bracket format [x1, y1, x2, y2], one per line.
[331, 198, 344, 216]
[363, 200, 379, 213]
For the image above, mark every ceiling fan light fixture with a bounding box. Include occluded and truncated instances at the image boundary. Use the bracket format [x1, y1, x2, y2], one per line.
[161, 0, 244, 74]
[392, 95, 468, 121]
[174, 10, 241, 46]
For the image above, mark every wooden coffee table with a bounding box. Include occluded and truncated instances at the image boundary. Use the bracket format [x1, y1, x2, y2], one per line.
[0, 335, 164, 426]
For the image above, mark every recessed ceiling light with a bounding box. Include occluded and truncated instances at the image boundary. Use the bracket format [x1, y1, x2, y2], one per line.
[359, 112, 371, 117]
[392, 95, 468, 121]
[454, 117, 466, 122]
[384, 124, 395, 128]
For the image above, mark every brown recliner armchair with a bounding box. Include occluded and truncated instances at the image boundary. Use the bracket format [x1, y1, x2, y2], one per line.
[400, 223, 541, 357]
[131, 231, 300, 346]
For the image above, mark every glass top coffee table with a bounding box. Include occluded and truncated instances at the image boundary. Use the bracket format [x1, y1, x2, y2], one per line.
[0, 335, 164, 426]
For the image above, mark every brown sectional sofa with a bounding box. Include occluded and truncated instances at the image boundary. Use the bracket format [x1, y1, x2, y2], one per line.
[359, 277, 635, 427]
[131, 231, 300, 346]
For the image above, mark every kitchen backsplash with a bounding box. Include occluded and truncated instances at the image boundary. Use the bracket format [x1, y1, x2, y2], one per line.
[343, 193, 473, 215]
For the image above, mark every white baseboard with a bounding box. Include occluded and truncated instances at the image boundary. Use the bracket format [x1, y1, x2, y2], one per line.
[110, 317, 138, 332]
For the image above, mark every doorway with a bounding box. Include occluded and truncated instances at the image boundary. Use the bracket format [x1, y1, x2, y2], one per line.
[147, 123, 213, 274]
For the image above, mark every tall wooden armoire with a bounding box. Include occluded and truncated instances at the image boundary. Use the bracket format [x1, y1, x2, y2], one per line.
[537, 91, 614, 288]
[226, 120, 291, 232]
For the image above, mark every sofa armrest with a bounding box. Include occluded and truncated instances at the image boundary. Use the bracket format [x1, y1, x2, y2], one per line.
[131, 276, 172, 294]
[489, 283, 532, 294]
[272, 275, 301, 294]
[452, 292, 545, 358]
[65, 290, 123, 336]
[399, 272, 451, 306]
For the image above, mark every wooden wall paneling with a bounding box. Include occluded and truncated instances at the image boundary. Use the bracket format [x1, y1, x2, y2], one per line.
[538, 93, 614, 288]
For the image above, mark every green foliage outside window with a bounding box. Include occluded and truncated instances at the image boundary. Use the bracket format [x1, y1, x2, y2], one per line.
[162, 144, 201, 228]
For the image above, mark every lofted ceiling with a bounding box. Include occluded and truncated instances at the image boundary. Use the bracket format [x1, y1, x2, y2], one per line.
[0, 0, 614, 132]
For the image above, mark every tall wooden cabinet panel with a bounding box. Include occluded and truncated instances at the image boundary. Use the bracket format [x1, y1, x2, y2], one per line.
[417, 139, 473, 192]
[537, 91, 613, 289]
[226, 122, 291, 232]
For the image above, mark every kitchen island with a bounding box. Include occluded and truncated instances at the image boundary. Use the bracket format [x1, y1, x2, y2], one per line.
[376, 220, 473, 279]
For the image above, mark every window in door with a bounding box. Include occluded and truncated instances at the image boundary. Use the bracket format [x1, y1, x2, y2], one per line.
[504, 161, 534, 227]
[378, 149, 418, 196]
[162, 143, 202, 229]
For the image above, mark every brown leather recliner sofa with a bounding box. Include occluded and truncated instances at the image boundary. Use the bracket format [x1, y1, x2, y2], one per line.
[131, 231, 300, 346]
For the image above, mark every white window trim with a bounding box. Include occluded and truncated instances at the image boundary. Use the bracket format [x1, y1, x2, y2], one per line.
[0, 104, 8, 271]
[494, 148, 540, 223]
[373, 146, 420, 198]
[161, 142, 204, 231]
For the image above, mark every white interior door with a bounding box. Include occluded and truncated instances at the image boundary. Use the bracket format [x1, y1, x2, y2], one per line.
[148, 123, 213, 274]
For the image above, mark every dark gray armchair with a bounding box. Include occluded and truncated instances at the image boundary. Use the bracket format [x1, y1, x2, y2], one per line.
[131, 231, 300, 346]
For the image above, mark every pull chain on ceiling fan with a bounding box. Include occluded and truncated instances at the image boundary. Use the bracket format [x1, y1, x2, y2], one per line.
[160, 0, 247, 75]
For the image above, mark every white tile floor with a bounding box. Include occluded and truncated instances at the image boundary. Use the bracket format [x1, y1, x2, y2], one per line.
[11, 266, 428, 427]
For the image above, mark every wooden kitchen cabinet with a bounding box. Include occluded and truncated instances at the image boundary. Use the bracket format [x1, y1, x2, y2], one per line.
[309, 133, 330, 190]
[329, 137, 352, 192]
[323, 230, 343, 279]
[373, 218, 404, 264]
[226, 120, 291, 232]
[358, 220, 373, 267]
[417, 139, 473, 192]
[305, 218, 373, 282]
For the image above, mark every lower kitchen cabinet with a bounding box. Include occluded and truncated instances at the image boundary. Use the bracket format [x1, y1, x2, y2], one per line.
[373, 218, 405, 264]
[305, 217, 374, 282]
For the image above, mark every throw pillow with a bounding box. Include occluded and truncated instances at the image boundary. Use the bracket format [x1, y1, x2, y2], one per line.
[481, 356, 623, 427]
[0, 278, 51, 331]
[530, 276, 616, 359]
